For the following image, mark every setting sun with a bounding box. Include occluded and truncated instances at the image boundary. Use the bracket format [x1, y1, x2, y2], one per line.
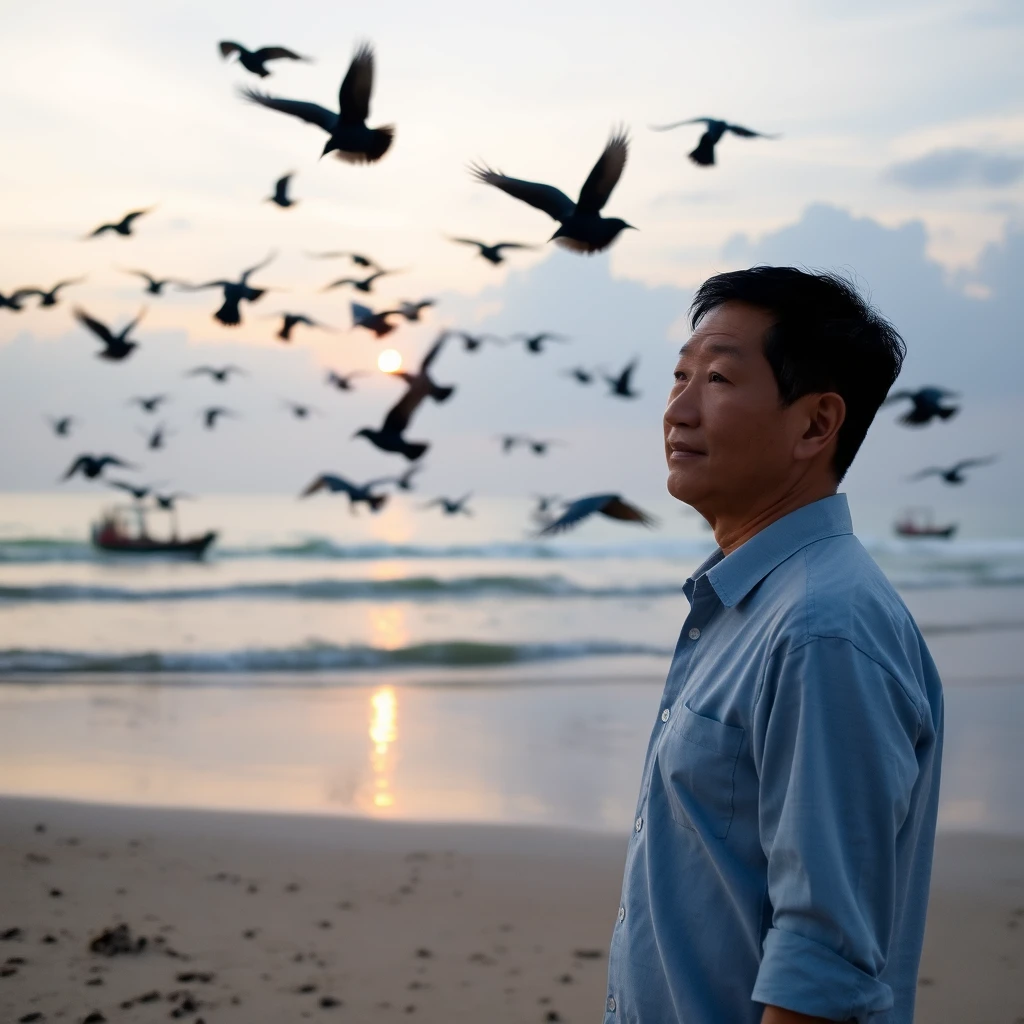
[378, 349, 402, 373]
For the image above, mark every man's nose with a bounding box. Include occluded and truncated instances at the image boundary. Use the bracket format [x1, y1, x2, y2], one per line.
[665, 380, 700, 427]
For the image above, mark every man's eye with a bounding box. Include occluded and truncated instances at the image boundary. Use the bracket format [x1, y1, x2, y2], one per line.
[673, 371, 687, 382]
[709, 372, 727, 383]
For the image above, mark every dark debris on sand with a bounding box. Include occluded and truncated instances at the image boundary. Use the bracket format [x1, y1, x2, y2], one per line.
[89, 924, 147, 956]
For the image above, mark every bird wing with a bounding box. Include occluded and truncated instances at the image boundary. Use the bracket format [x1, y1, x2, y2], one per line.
[537, 494, 615, 535]
[108, 480, 141, 497]
[882, 390, 915, 405]
[338, 42, 375, 125]
[470, 164, 576, 223]
[121, 307, 147, 337]
[179, 280, 230, 291]
[419, 331, 450, 373]
[493, 242, 533, 252]
[380, 386, 429, 436]
[73, 308, 115, 345]
[620, 358, 638, 386]
[240, 252, 275, 284]
[649, 118, 712, 132]
[725, 123, 777, 138]
[301, 474, 355, 498]
[909, 467, 943, 480]
[122, 210, 149, 227]
[241, 88, 338, 132]
[254, 46, 306, 62]
[576, 130, 629, 214]
[450, 237, 486, 251]
[219, 41, 243, 58]
[62, 456, 89, 480]
[601, 496, 657, 526]
[955, 456, 997, 472]
[351, 302, 373, 322]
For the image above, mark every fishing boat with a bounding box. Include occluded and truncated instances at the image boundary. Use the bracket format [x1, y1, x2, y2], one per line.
[91, 503, 217, 557]
[893, 507, 957, 540]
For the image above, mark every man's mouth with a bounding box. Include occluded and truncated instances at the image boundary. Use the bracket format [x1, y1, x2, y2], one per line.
[668, 441, 706, 460]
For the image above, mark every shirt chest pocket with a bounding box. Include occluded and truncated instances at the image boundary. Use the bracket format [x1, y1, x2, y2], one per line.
[658, 703, 745, 840]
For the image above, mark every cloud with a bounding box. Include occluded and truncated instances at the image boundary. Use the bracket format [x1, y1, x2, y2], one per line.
[884, 147, 1024, 190]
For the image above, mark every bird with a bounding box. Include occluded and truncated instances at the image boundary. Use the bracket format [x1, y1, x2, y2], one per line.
[883, 387, 960, 426]
[451, 331, 505, 353]
[185, 253, 274, 327]
[283, 401, 320, 419]
[108, 479, 161, 501]
[88, 209, 151, 238]
[351, 301, 404, 338]
[390, 331, 455, 403]
[47, 415, 75, 437]
[138, 423, 173, 451]
[62, 454, 134, 481]
[186, 365, 246, 384]
[274, 312, 331, 342]
[299, 473, 390, 513]
[422, 494, 473, 517]
[74, 307, 144, 361]
[242, 42, 394, 163]
[448, 238, 536, 265]
[17, 278, 84, 307]
[471, 129, 634, 253]
[219, 41, 307, 77]
[385, 464, 424, 492]
[531, 494, 561, 525]
[267, 172, 297, 208]
[498, 434, 523, 454]
[322, 268, 398, 293]
[909, 457, 997, 485]
[0, 288, 36, 311]
[354, 386, 432, 461]
[517, 332, 567, 355]
[562, 366, 595, 385]
[398, 299, 435, 322]
[121, 269, 187, 295]
[154, 491, 191, 511]
[325, 369, 366, 391]
[603, 358, 640, 398]
[537, 493, 658, 536]
[130, 395, 169, 414]
[524, 438, 562, 456]
[201, 407, 236, 430]
[649, 117, 779, 167]
[306, 251, 378, 267]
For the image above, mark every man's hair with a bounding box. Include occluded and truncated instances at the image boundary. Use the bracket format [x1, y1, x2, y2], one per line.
[689, 266, 906, 481]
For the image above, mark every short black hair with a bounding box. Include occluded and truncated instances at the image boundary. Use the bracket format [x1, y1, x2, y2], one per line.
[689, 266, 906, 481]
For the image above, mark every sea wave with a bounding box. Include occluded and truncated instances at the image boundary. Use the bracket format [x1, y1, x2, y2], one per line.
[0, 640, 672, 675]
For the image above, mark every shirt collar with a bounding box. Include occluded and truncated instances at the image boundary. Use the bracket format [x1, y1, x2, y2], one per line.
[687, 493, 853, 609]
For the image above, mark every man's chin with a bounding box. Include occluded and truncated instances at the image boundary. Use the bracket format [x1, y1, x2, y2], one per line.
[666, 471, 702, 505]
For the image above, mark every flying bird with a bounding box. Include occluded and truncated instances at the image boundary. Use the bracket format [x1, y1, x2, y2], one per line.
[603, 358, 640, 398]
[185, 253, 274, 326]
[74, 307, 144, 361]
[201, 407, 236, 430]
[307, 251, 378, 267]
[242, 42, 394, 163]
[139, 422, 173, 451]
[351, 301, 404, 338]
[283, 400, 320, 419]
[62, 454, 134, 481]
[909, 457, 997, 485]
[325, 369, 366, 391]
[130, 394, 169, 414]
[108, 479, 161, 502]
[299, 473, 390, 513]
[48, 416, 75, 437]
[390, 331, 455, 403]
[0, 289, 36, 312]
[448, 238, 536, 265]
[398, 299, 435, 322]
[17, 278, 84, 308]
[531, 494, 561, 526]
[496, 434, 561, 455]
[649, 118, 779, 167]
[154, 491, 191, 511]
[186, 365, 246, 383]
[884, 387, 959, 426]
[451, 331, 505, 353]
[517, 332, 567, 355]
[562, 366, 595, 385]
[471, 129, 634, 253]
[537, 493, 658, 536]
[384, 464, 424, 492]
[322, 268, 398, 293]
[88, 209, 151, 238]
[121, 269, 187, 295]
[273, 312, 331, 342]
[219, 41, 307, 77]
[354, 387, 431, 461]
[267, 172, 298, 208]
[422, 494, 473, 517]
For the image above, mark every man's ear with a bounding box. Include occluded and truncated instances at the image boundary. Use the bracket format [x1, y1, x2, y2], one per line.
[793, 392, 845, 463]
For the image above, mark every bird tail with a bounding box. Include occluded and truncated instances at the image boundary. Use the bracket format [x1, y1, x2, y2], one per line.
[688, 140, 715, 166]
[552, 233, 602, 255]
[401, 440, 429, 462]
[431, 385, 455, 403]
[333, 126, 395, 164]
[215, 299, 242, 326]
[368, 494, 388, 512]
[937, 406, 959, 420]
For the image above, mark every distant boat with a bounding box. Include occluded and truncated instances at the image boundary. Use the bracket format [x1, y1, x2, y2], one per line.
[893, 507, 957, 540]
[91, 504, 217, 558]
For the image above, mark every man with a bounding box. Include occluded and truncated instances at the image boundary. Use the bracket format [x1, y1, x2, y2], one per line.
[604, 267, 943, 1023]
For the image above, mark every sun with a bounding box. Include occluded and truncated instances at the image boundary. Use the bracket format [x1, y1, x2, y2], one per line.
[378, 349, 402, 373]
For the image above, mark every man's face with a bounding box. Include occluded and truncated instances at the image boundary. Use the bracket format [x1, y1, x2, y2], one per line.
[664, 301, 808, 515]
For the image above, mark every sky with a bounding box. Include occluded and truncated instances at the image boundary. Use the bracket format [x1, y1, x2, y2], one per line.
[1, 0, 1022, 535]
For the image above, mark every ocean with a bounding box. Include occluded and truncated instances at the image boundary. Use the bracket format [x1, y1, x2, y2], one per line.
[1, 492, 1022, 834]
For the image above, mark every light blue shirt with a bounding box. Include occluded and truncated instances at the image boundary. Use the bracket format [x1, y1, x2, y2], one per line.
[604, 494, 943, 1023]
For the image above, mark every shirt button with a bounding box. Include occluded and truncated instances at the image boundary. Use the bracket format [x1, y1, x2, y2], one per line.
[688, 627, 701, 640]
[607, 996, 617, 1012]
[617, 905, 625, 923]
[661, 708, 670, 722]
[634, 816, 643, 833]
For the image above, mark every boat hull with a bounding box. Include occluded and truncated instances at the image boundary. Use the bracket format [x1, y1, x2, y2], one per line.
[92, 531, 218, 558]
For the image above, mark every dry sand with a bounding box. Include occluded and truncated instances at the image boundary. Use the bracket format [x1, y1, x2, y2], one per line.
[0, 798, 1021, 1024]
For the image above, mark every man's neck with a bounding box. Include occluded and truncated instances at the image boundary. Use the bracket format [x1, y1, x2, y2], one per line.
[710, 478, 838, 556]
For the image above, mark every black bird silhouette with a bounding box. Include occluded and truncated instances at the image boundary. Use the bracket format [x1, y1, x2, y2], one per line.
[451, 331, 505, 353]
[603, 358, 640, 398]
[299, 473, 390, 513]
[48, 415, 75, 437]
[274, 312, 331, 342]
[62, 454, 134, 481]
[497, 435, 562, 456]
[471, 129, 634, 253]
[186, 365, 246, 383]
[88, 209, 151, 238]
[354, 387, 431, 461]
[910, 457, 997, 485]
[531, 494, 562, 526]
[884, 387, 959, 426]
[307, 251, 378, 268]
[283, 400, 320, 419]
[0, 288, 36, 311]
[398, 299, 435, 322]
[186, 254, 274, 326]
[154, 491, 191, 511]
[650, 118, 779, 167]
[562, 366, 595, 385]
[121, 269, 186, 295]
[201, 407, 236, 430]
[390, 332, 454, 404]
[267, 172, 298, 208]
[351, 301, 404, 338]
[74, 307, 144, 361]
[139, 422, 173, 451]
[449, 238, 536, 265]
[18, 278, 84, 308]
[384, 464, 424, 492]
[130, 394, 169, 414]
[219, 41, 307, 77]
[322, 268, 398, 293]
[108, 479, 162, 501]
[242, 42, 394, 163]
[537, 493, 657, 536]
[326, 369, 366, 391]
[422, 493, 473, 517]
[517, 332, 567, 355]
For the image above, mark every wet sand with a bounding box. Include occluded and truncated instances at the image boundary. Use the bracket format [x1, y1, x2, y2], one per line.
[1, 797, 1022, 1024]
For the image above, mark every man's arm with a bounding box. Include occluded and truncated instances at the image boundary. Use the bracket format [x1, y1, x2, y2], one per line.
[763, 1006, 850, 1024]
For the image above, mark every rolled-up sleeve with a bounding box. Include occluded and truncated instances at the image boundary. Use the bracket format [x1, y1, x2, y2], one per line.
[750, 636, 924, 1022]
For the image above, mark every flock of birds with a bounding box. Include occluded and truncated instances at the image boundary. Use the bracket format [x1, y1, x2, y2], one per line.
[8, 38, 993, 540]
